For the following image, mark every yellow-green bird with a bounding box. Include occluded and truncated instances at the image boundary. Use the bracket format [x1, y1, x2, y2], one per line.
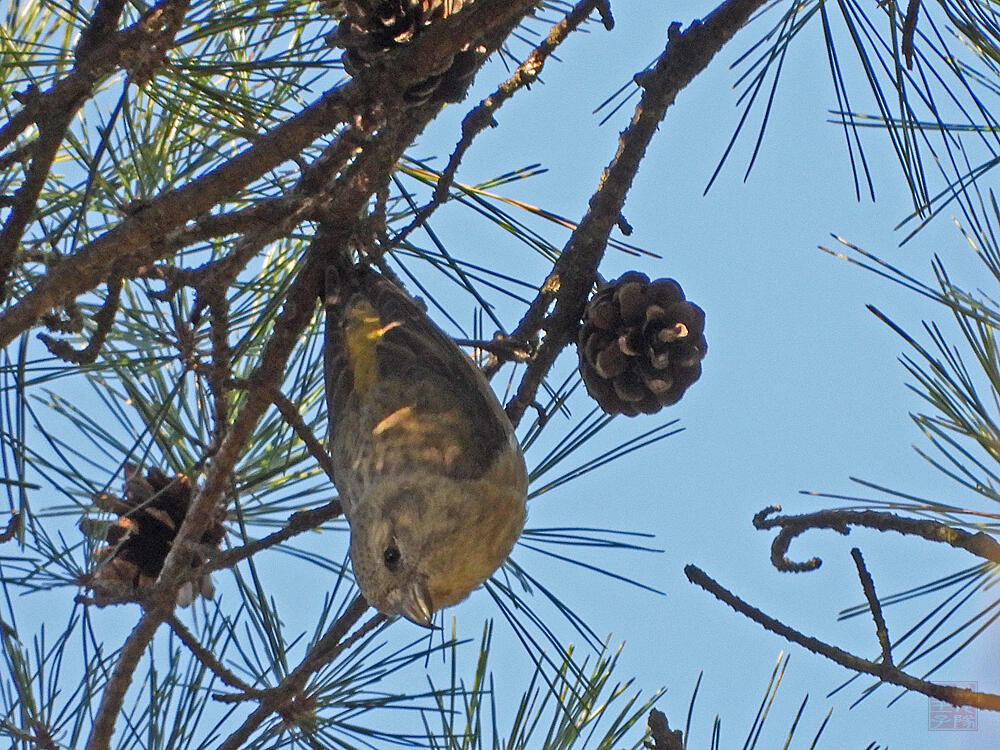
[324, 264, 527, 626]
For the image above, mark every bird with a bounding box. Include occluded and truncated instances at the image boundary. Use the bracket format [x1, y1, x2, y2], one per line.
[323, 262, 527, 626]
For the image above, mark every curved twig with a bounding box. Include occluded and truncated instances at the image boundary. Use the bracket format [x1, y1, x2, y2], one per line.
[37, 277, 123, 364]
[753, 505, 1000, 572]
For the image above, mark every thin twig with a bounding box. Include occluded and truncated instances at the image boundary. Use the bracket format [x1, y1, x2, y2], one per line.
[207, 498, 343, 573]
[685, 564, 1000, 710]
[849, 548, 892, 666]
[453, 336, 533, 362]
[37, 277, 122, 364]
[0, 107, 76, 300]
[167, 615, 260, 696]
[753, 505, 1000, 571]
[389, 0, 608, 249]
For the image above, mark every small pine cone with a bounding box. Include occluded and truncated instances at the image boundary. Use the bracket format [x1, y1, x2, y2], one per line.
[80, 464, 226, 606]
[327, 0, 476, 104]
[578, 272, 707, 416]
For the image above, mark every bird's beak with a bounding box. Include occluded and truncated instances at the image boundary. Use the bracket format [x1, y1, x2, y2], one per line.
[398, 579, 435, 628]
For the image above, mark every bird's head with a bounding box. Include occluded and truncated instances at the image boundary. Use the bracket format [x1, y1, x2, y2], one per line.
[346, 458, 526, 626]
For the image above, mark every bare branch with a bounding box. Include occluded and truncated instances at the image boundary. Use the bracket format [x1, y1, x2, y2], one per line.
[686, 564, 1000, 710]
[227, 377, 338, 486]
[167, 615, 258, 696]
[753, 505, 1000, 571]
[37, 277, 123, 364]
[207, 498, 343, 573]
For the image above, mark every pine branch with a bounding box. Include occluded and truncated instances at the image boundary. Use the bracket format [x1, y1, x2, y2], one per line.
[80, 37, 493, 740]
[0, 0, 540, 348]
[213, 596, 385, 750]
[0, 0, 193, 300]
[502, 0, 770, 426]
[227, 378, 337, 485]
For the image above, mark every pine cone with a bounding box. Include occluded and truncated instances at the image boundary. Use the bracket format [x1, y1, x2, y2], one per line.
[80, 464, 226, 606]
[578, 272, 707, 416]
[326, 0, 477, 105]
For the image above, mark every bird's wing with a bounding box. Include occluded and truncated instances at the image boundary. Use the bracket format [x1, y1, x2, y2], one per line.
[324, 266, 513, 483]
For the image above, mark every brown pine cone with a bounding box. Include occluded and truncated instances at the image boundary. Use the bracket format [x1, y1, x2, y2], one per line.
[578, 272, 707, 416]
[80, 464, 226, 606]
[326, 0, 476, 105]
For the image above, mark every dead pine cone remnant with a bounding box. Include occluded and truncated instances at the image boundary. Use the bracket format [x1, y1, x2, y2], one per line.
[80, 464, 226, 607]
[327, 0, 479, 105]
[578, 272, 707, 416]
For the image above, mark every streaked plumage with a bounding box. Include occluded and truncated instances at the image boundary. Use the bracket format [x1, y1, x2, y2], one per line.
[324, 265, 527, 625]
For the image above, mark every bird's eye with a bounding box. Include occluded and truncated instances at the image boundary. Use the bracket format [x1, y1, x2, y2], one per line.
[383, 545, 401, 571]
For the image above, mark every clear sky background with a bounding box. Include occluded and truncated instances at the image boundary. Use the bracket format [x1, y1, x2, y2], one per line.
[5, 1, 999, 748]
